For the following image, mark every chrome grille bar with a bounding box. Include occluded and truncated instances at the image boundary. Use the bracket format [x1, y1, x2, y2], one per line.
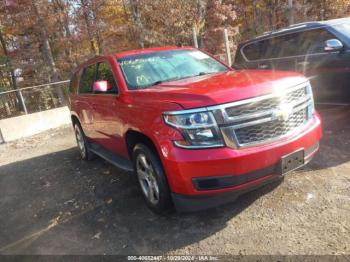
[207, 82, 313, 149]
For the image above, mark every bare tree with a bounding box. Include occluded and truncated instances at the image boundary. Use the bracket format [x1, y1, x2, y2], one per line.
[0, 27, 27, 113]
[288, 0, 295, 25]
[80, 0, 99, 55]
[52, 0, 77, 69]
[129, 0, 144, 48]
[32, 0, 65, 104]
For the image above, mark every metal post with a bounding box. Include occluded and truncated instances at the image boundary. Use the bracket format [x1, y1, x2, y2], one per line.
[223, 29, 232, 66]
[192, 26, 198, 48]
[17, 89, 28, 114]
[0, 128, 4, 144]
[288, 0, 294, 25]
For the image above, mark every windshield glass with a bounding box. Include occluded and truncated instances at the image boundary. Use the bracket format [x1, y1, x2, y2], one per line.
[117, 49, 229, 90]
[332, 22, 350, 38]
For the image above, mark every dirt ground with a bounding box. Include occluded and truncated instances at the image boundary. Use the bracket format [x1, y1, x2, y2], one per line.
[0, 105, 349, 255]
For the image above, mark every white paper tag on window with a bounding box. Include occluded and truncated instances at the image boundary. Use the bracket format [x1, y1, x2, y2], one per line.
[189, 51, 210, 60]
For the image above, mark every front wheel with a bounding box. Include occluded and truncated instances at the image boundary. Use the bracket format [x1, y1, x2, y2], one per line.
[133, 144, 173, 214]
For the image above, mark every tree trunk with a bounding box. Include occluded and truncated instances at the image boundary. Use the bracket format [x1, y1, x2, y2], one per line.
[0, 28, 27, 113]
[32, 0, 65, 105]
[91, 5, 103, 54]
[52, 0, 77, 69]
[80, 0, 98, 55]
[129, 0, 144, 48]
[252, 0, 259, 35]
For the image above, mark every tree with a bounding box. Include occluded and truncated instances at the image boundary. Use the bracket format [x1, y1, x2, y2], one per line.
[129, 0, 144, 48]
[0, 26, 27, 113]
[203, 0, 237, 54]
[32, 0, 65, 104]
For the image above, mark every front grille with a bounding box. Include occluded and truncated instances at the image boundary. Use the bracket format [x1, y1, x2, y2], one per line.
[212, 83, 313, 148]
[234, 109, 307, 145]
[226, 98, 280, 117]
[225, 86, 306, 118]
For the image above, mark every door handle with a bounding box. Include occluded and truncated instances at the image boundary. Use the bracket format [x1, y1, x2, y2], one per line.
[297, 61, 310, 66]
[258, 63, 269, 69]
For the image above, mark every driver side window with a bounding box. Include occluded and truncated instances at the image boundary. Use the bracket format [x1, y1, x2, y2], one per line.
[96, 62, 119, 94]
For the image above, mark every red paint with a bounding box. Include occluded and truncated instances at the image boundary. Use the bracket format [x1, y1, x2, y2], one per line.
[69, 46, 322, 198]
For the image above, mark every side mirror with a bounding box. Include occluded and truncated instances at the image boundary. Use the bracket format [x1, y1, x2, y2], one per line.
[324, 39, 343, 52]
[92, 80, 111, 92]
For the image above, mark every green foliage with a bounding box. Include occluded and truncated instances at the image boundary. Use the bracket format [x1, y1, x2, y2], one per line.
[0, 55, 8, 65]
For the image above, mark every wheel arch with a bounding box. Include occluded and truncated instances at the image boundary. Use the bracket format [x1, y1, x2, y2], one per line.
[71, 114, 80, 126]
[125, 130, 159, 161]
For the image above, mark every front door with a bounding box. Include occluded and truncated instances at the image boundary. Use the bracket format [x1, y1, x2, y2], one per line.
[91, 61, 124, 155]
[294, 28, 350, 103]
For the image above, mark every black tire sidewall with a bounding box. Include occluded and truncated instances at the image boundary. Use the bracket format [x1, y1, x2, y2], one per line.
[74, 123, 92, 161]
[132, 144, 172, 214]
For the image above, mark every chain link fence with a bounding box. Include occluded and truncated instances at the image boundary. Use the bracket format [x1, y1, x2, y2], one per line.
[0, 80, 69, 120]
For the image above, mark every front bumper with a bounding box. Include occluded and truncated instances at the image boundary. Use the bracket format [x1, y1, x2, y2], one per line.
[171, 147, 317, 212]
[160, 114, 322, 204]
[172, 175, 283, 212]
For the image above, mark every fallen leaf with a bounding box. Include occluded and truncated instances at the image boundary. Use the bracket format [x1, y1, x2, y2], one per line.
[92, 232, 102, 239]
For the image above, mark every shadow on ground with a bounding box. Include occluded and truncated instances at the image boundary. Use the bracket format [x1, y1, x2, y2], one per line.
[307, 105, 350, 170]
[0, 146, 282, 255]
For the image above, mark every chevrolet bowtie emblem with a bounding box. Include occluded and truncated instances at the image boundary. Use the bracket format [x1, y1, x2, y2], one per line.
[274, 104, 293, 121]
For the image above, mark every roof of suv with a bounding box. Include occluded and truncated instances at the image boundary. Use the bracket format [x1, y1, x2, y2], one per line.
[243, 17, 350, 44]
[74, 46, 194, 71]
[115, 46, 193, 58]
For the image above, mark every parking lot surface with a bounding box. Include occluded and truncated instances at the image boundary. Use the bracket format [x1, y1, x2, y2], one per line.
[0, 105, 349, 255]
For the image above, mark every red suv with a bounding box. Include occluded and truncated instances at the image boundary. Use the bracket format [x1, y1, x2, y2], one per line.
[69, 46, 322, 213]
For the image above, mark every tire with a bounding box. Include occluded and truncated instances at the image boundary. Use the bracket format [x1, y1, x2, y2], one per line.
[132, 144, 173, 214]
[73, 123, 93, 161]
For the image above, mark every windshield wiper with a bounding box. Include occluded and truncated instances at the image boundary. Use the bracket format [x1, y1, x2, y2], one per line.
[143, 77, 180, 88]
[141, 73, 215, 89]
[196, 71, 217, 76]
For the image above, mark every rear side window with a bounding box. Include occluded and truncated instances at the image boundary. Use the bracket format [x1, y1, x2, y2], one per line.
[69, 71, 80, 94]
[243, 33, 304, 61]
[265, 33, 300, 58]
[242, 40, 267, 61]
[79, 64, 96, 94]
[96, 62, 118, 94]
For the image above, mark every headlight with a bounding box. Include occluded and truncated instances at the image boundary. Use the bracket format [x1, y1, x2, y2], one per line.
[163, 110, 224, 149]
[306, 82, 315, 118]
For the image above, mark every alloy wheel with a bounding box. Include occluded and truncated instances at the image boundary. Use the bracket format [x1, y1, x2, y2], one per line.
[136, 153, 160, 205]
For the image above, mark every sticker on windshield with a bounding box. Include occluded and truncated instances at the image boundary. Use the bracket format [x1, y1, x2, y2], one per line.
[189, 51, 210, 60]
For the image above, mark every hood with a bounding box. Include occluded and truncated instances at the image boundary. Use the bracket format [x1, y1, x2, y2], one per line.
[130, 70, 308, 109]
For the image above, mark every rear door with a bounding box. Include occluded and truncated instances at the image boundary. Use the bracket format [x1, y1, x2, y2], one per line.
[76, 63, 97, 139]
[264, 33, 300, 72]
[236, 39, 269, 70]
[236, 35, 299, 71]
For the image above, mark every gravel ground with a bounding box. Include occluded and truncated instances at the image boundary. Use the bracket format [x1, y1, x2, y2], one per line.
[0, 105, 349, 255]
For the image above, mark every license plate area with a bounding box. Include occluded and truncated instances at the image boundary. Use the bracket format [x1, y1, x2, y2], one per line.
[278, 149, 305, 175]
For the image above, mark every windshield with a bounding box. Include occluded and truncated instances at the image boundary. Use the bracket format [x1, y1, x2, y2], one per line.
[332, 22, 350, 39]
[117, 49, 229, 90]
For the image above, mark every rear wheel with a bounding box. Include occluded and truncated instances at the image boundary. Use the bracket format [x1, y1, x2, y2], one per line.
[133, 144, 172, 214]
[74, 123, 93, 161]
